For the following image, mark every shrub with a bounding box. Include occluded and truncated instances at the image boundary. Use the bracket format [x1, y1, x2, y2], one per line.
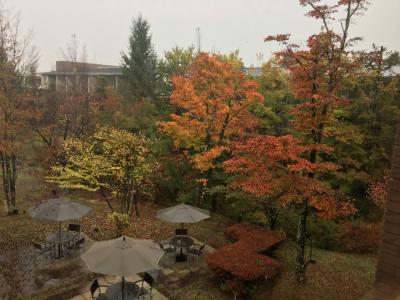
[335, 221, 382, 253]
[308, 218, 338, 250]
[225, 223, 286, 252]
[206, 223, 286, 296]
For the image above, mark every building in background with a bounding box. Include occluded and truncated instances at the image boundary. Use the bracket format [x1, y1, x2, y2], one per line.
[241, 66, 262, 77]
[39, 61, 122, 94]
[40, 61, 262, 94]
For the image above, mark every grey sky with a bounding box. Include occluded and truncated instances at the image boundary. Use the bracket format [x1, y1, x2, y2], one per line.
[9, 0, 400, 72]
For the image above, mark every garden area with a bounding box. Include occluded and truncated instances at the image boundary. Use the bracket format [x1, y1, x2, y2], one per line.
[0, 0, 399, 299]
[0, 170, 377, 300]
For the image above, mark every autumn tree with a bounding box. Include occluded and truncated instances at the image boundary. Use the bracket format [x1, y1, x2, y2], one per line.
[263, 0, 369, 281]
[48, 126, 157, 217]
[28, 36, 98, 168]
[224, 136, 357, 281]
[0, 5, 38, 215]
[159, 52, 263, 210]
[338, 45, 400, 215]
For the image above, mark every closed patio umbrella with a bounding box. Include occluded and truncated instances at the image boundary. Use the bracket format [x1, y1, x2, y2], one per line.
[29, 198, 91, 257]
[156, 203, 210, 227]
[81, 236, 163, 300]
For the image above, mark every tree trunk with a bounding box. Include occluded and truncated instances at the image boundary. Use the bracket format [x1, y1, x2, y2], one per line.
[133, 192, 139, 217]
[0, 153, 18, 215]
[295, 204, 308, 283]
[267, 207, 279, 230]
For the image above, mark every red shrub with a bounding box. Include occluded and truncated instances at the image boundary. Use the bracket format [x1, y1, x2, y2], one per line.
[206, 223, 286, 295]
[206, 241, 281, 280]
[225, 223, 286, 251]
[336, 222, 382, 253]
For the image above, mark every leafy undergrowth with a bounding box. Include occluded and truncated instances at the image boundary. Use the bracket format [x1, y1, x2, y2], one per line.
[0, 172, 232, 298]
[0, 172, 377, 300]
[161, 274, 231, 300]
[162, 239, 376, 300]
[254, 241, 377, 300]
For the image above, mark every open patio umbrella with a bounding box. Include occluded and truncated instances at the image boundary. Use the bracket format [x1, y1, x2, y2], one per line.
[29, 197, 91, 256]
[81, 236, 163, 300]
[156, 203, 210, 229]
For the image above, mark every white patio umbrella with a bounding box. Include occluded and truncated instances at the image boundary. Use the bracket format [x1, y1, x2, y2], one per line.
[81, 236, 163, 300]
[29, 197, 91, 222]
[29, 198, 91, 256]
[156, 203, 210, 229]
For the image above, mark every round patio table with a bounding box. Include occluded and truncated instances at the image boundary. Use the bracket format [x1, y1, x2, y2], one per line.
[170, 236, 194, 262]
[105, 281, 141, 300]
[46, 231, 77, 258]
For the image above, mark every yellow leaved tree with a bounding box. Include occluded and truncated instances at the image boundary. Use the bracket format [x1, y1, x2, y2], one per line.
[48, 126, 157, 218]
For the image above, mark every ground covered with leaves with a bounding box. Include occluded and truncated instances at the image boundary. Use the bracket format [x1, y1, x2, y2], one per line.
[0, 172, 377, 299]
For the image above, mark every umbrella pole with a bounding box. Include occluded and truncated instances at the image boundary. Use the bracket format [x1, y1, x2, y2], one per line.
[122, 276, 125, 300]
[59, 221, 62, 258]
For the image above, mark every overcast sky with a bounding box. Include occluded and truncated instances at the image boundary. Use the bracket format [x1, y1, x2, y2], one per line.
[8, 0, 400, 72]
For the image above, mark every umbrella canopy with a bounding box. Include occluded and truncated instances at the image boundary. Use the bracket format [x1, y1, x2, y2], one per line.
[156, 203, 210, 224]
[81, 236, 163, 277]
[29, 198, 91, 222]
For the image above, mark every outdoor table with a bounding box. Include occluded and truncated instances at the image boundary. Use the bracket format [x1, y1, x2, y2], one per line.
[46, 230, 77, 258]
[170, 236, 194, 262]
[105, 281, 141, 300]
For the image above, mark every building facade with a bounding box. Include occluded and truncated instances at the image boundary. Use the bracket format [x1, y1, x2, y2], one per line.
[373, 124, 400, 299]
[40, 61, 262, 95]
[40, 61, 122, 94]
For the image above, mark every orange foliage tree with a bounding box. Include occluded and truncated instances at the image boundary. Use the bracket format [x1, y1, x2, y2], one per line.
[224, 136, 356, 279]
[159, 52, 263, 210]
[224, 135, 354, 219]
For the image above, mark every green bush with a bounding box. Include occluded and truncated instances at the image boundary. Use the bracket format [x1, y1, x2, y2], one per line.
[308, 218, 338, 250]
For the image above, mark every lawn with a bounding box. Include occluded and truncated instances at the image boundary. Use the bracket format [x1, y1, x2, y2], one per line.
[0, 171, 377, 299]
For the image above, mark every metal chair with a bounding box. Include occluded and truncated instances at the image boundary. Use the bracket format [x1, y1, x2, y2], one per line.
[90, 279, 108, 300]
[68, 223, 81, 234]
[175, 228, 187, 236]
[189, 242, 206, 262]
[137, 272, 154, 299]
[67, 224, 81, 247]
[158, 241, 176, 263]
[32, 241, 55, 263]
[67, 237, 85, 258]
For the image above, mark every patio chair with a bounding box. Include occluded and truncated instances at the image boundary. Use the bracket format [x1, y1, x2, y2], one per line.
[175, 228, 187, 236]
[158, 241, 176, 263]
[189, 242, 206, 262]
[68, 223, 81, 234]
[90, 279, 108, 300]
[67, 237, 85, 258]
[137, 272, 154, 299]
[67, 224, 81, 246]
[32, 241, 55, 262]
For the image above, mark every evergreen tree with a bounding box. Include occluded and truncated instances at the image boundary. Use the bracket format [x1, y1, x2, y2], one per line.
[121, 15, 158, 102]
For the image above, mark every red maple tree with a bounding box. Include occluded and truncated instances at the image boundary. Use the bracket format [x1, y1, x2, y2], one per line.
[225, 0, 368, 282]
[263, 0, 368, 282]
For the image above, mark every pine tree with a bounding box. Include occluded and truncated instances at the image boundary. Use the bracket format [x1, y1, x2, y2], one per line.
[121, 14, 158, 102]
